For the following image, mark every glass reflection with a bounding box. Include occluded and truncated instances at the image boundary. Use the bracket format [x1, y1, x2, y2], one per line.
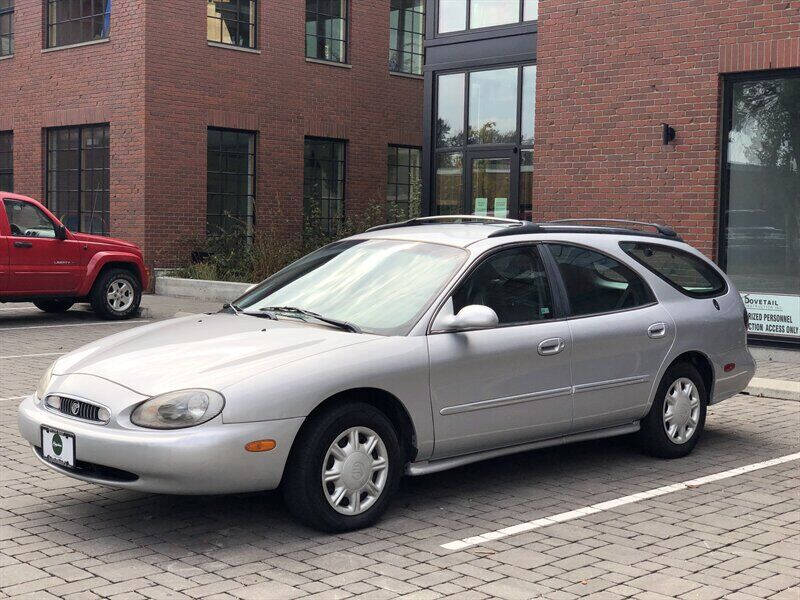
[437, 73, 466, 147]
[435, 152, 464, 214]
[469, 68, 518, 144]
[521, 65, 536, 145]
[470, 0, 519, 29]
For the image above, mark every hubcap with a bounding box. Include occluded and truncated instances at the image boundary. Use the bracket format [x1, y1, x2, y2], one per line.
[663, 377, 701, 444]
[322, 426, 389, 516]
[106, 279, 134, 312]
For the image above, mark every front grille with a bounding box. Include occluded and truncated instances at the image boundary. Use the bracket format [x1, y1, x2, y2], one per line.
[52, 396, 104, 422]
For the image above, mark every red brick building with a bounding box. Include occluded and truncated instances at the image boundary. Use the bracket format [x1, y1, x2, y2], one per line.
[0, 0, 424, 266]
[422, 0, 798, 344]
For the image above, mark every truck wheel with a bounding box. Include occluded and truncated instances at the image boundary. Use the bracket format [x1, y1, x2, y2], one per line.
[639, 362, 707, 459]
[90, 269, 142, 320]
[282, 402, 403, 532]
[33, 300, 74, 313]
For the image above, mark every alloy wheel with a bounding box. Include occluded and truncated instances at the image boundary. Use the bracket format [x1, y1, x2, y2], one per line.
[106, 279, 135, 312]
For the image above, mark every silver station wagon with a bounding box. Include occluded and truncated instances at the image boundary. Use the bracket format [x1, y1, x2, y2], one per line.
[19, 217, 756, 531]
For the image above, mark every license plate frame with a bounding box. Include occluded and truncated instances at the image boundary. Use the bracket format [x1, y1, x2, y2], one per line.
[41, 426, 75, 468]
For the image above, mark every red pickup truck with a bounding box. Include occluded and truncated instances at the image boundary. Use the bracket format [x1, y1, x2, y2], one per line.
[0, 193, 148, 319]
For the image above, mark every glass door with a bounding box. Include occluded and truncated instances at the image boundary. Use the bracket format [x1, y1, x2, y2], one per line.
[468, 150, 518, 218]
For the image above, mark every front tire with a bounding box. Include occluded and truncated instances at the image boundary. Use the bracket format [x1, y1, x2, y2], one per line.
[90, 269, 142, 320]
[639, 362, 707, 459]
[282, 402, 402, 532]
[33, 300, 74, 313]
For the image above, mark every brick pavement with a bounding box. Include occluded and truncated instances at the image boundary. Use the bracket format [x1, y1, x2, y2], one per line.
[1, 299, 798, 599]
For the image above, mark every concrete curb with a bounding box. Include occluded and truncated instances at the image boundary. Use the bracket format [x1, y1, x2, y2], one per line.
[155, 276, 253, 303]
[744, 377, 800, 402]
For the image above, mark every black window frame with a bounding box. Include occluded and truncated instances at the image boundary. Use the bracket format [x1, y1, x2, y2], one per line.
[207, 0, 258, 50]
[542, 242, 657, 319]
[3, 198, 57, 238]
[436, 0, 536, 37]
[305, 0, 349, 64]
[389, 0, 424, 76]
[620, 241, 728, 300]
[0, 131, 12, 192]
[46, 0, 111, 49]
[0, 0, 13, 57]
[206, 127, 257, 239]
[304, 136, 347, 235]
[387, 144, 422, 220]
[46, 123, 110, 236]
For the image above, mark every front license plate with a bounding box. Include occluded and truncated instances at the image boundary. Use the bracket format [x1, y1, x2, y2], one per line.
[41, 426, 75, 468]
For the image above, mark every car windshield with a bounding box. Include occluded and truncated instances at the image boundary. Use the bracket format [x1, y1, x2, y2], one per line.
[235, 239, 468, 335]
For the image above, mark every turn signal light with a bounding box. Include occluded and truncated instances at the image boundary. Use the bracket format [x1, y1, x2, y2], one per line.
[245, 439, 277, 452]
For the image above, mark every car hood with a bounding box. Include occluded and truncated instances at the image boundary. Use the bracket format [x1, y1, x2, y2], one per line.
[71, 232, 142, 254]
[52, 313, 378, 396]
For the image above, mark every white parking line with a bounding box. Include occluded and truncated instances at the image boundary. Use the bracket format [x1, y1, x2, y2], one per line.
[0, 352, 66, 360]
[0, 320, 148, 332]
[441, 452, 800, 551]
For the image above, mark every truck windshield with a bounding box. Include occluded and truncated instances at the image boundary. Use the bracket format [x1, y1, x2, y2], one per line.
[234, 239, 467, 335]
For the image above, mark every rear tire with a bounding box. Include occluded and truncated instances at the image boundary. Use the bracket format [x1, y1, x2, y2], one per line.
[281, 402, 402, 532]
[33, 300, 74, 313]
[639, 362, 707, 459]
[90, 269, 142, 320]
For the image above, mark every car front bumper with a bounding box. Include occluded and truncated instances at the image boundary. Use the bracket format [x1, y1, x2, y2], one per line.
[18, 395, 305, 495]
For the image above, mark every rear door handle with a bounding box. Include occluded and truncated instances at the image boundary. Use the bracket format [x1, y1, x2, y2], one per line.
[647, 323, 667, 339]
[538, 337, 565, 356]
[13, 241, 33, 248]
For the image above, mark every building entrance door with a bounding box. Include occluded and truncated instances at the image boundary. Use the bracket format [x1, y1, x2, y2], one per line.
[467, 150, 519, 219]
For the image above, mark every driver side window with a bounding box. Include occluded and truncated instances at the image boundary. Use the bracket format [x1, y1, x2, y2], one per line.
[453, 246, 555, 326]
[4, 200, 57, 238]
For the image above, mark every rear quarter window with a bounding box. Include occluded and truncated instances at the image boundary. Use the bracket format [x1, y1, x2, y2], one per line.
[620, 242, 727, 298]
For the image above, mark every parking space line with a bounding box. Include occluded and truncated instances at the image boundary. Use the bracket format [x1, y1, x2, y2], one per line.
[440, 452, 800, 551]
[0, 352, 66, 359]
[0, 320, 149, 332]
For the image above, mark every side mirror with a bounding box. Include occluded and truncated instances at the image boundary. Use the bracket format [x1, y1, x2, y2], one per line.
[55, 225, 67, 240]
[433, 303, 499, 333]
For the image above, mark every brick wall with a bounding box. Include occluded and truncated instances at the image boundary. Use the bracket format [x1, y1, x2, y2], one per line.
[534, 0, 799, 258]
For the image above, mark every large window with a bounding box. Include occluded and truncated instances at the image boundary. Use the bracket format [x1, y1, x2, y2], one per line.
[721, 70, 799, 341]
[306, 0, 347, 63]
[387, 145, 422, 219]
[207, 0, 256, 49]
[304, 138, 346, 234]
[0, 131, 11, 192]
[47, 0, 111, 48]
[438, 0, 536, 34]
[0, 0, 12, 57]
[389, 0, 424, 76]
[47, 125, 110, 235]
[207, 128, 255, 237]
[520, 64, 535, 218]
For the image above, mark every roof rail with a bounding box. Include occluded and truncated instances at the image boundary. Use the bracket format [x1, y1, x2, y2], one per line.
[545, 219, 680, 239]
[366, 215, 524, 232]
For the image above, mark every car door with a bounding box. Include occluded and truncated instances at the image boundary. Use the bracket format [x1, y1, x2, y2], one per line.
[428, 244, 573, 459]
[3, 199, 81, 295]
[544, 243, 675, 433]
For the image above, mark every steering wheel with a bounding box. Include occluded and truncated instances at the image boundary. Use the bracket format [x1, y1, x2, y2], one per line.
[9, 223, 22, 236]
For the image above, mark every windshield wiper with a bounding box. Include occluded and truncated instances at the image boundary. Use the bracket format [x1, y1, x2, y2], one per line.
[222, 302, 241, 316]
[258, 306, 362, 333]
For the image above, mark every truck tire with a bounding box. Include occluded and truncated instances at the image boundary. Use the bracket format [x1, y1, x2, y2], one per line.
[33, 300, 74, 313]
[90, 268, 142, 320]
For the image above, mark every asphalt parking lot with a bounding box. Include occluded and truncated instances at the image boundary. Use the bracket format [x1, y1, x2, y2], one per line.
[1, 299, 799, 600]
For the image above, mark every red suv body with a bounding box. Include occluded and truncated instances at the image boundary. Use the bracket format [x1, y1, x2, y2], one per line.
[0, 193, 148, 319]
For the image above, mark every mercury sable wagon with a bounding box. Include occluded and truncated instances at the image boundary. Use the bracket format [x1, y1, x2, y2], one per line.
[19, 217, 755, 531]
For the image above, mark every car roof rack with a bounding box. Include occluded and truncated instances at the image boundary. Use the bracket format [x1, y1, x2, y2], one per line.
[366, 215, 528, 232]
[545, 219, 681, 239]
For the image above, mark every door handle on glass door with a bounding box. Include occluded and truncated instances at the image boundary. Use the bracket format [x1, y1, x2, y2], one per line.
[648, 323, 667, 339]
[538, 337, 565, 356]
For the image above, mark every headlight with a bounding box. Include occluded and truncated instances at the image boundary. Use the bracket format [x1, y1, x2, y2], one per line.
[130, 389, 225, 429]
[36, 362, 56, 400]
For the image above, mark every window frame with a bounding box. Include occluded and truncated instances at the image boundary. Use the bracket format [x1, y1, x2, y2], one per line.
[428, 242, 566, 334]
[0, 131, 12, 192]
[620, 241, 729, 300]
[4, 198, 57, 238]
[303, 136, 347, 235]
[45, 123, 110, 236]
[436, 0, 536, 37]
[0, 0, 13, 57]
[46, 0, 111, 49]
[541, 242, 658, 320]
[387, 144, 422, 219]
[305, 0, 349, 64]
[206, 127, 257, 240]
[207, 0, 258, 50]
[389, 0, 424, 76]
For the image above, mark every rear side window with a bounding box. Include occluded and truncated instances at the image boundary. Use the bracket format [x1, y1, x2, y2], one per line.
[620, 242, 726, 298]
[547, 244, 654, 317]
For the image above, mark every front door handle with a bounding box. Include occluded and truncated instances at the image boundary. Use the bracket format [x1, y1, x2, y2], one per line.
[648, 322, 667, 339]
[538, 337, 565, 356]
[13, 241, 33, 248]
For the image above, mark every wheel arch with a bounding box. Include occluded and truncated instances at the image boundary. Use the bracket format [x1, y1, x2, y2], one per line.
[666, 350, 715, 400]
[80, 254, 146, 297]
